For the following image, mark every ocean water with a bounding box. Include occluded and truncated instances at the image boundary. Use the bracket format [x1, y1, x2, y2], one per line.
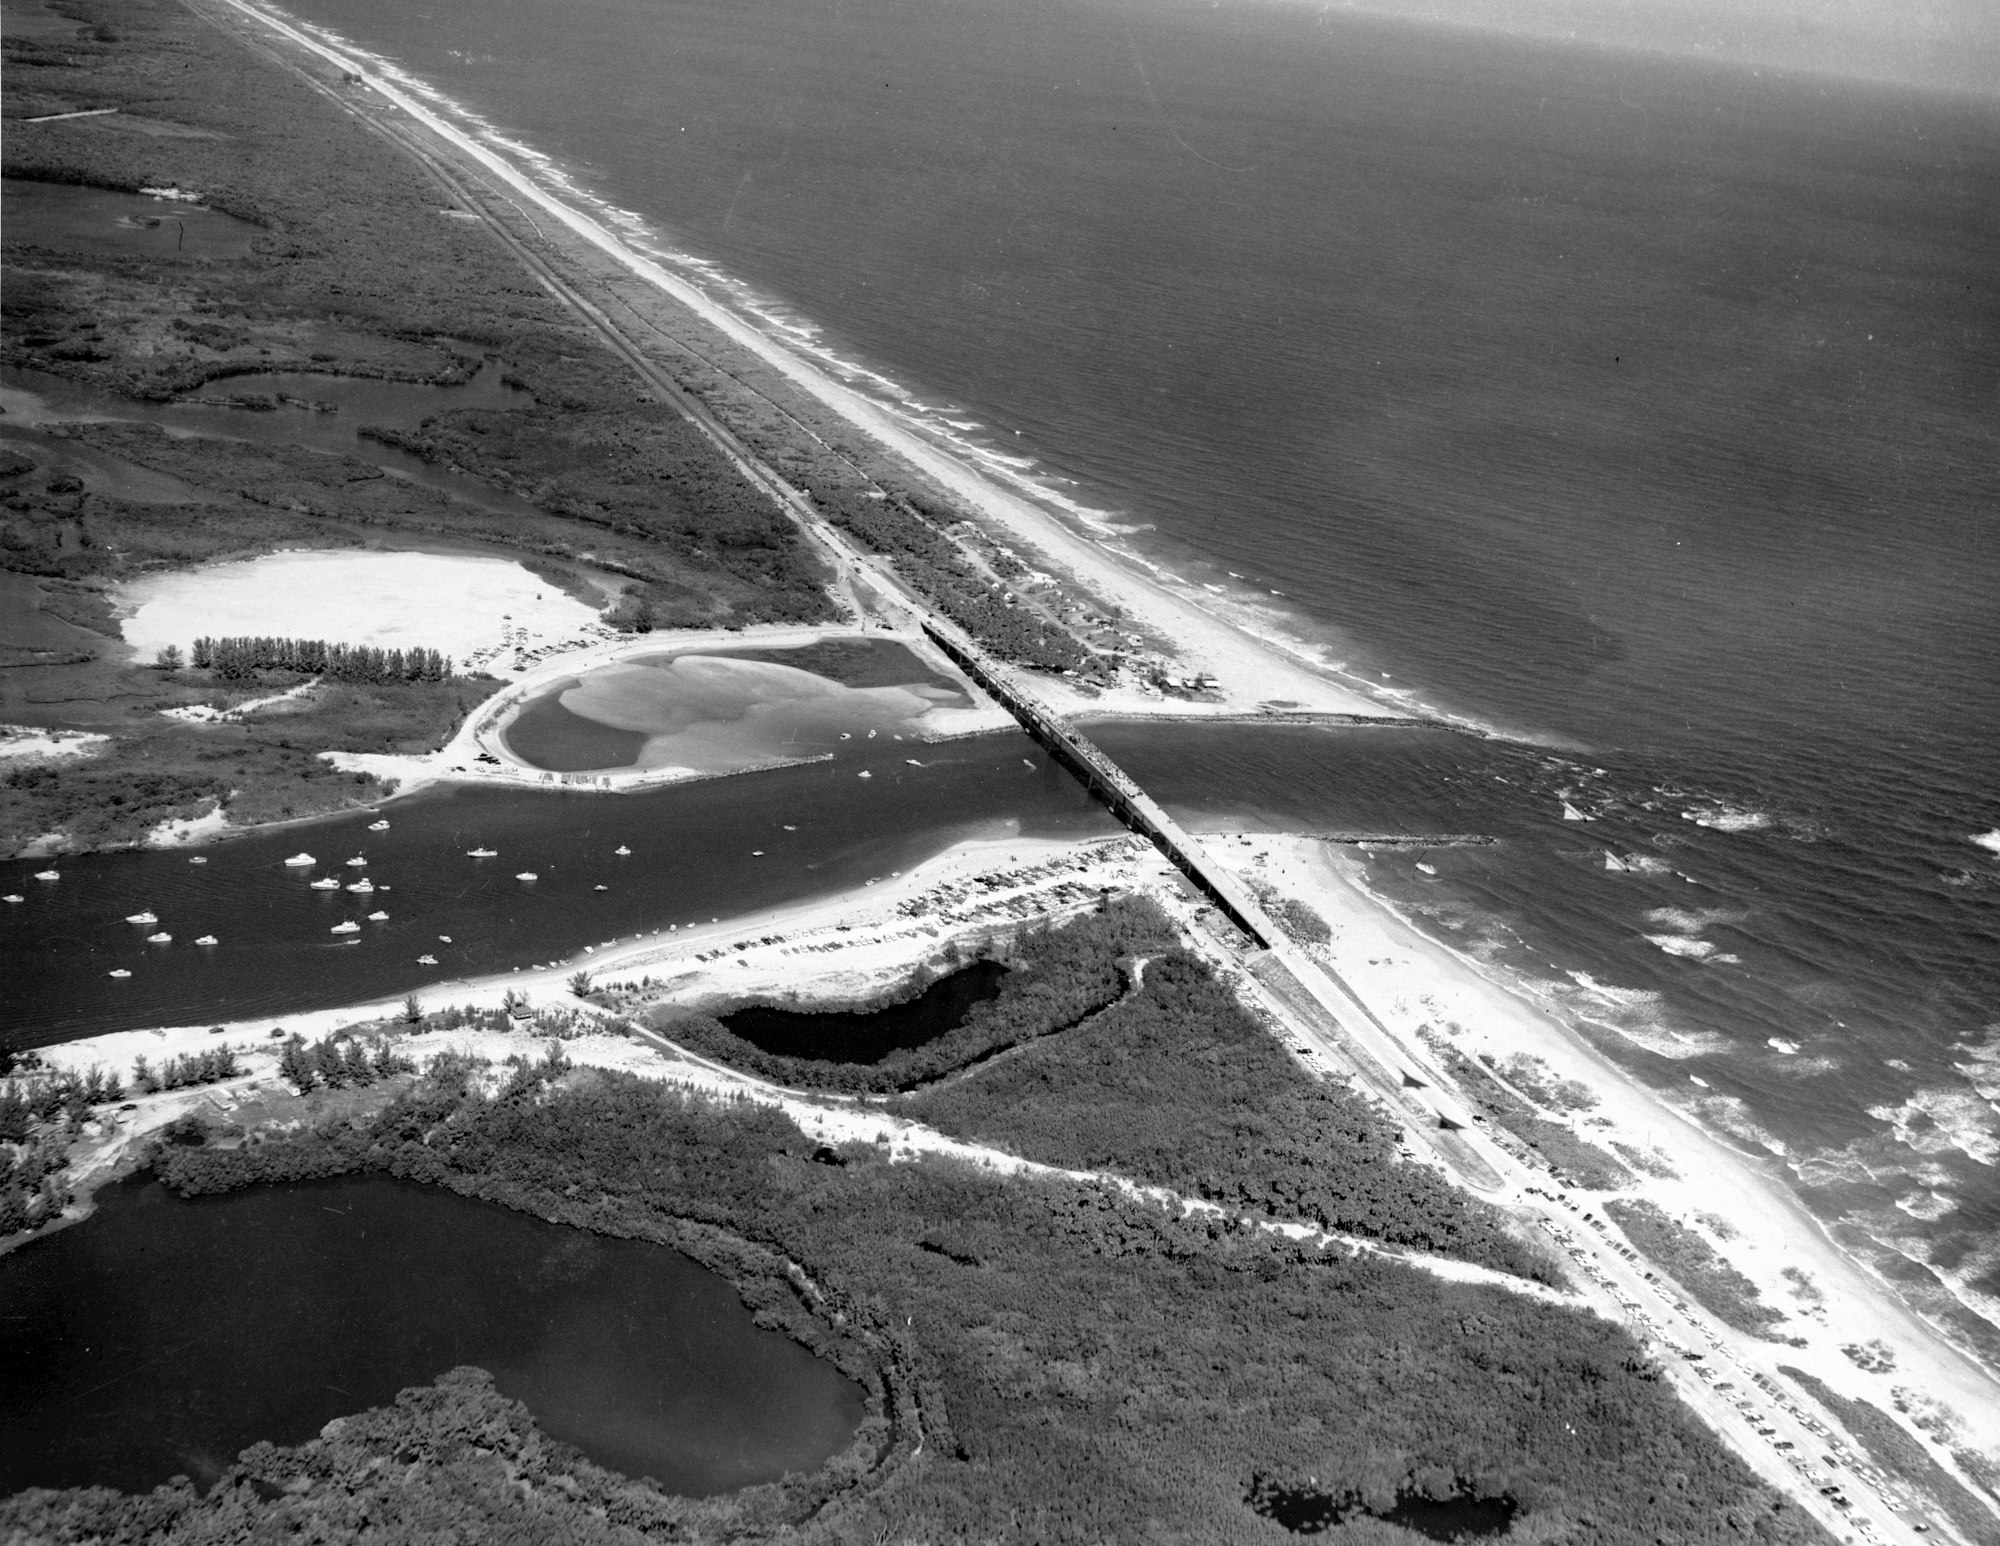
[105, 0, 2000, 1356]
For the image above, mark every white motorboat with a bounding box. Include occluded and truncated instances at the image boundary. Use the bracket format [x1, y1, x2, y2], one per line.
[188, 856, 207, 864]
[126, 911, 159, 925]
[368, 820, 391, 831]
[417, 954, 438, 965]
[346, 879, 375, 894]
[367, 910, 389, 921]
[438, 934, 453, 943]
[33, 870, 59, 881]
[283, 853, 314, 867]
[311, 877, 341, 890]
[468, 847, 498, 858]
[614, 845, 631, 855]
[146, 932, 171, 943]
[516, 872, 538, 881]
[195, 935, 218, 946]
[108, 968, 132, 978]
[2, 895, 21, 904]
[330, 920, 361, 934]
[857, 770, 871, 779]
[346, 856, 368, 867]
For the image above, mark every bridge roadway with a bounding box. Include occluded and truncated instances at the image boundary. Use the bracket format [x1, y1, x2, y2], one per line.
[919, 619, 1510, 1193]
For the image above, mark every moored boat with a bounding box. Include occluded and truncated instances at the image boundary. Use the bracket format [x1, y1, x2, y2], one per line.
[311, 877, 341, 890]
[516, 871, 538, 881]
[195, 934, 218, 946]
[330, 920, 361, 934]
[468, 847, 498, 858]
[283, 853, 314, 867]
[33, 870, 59, 881]
[146, 932, 171, 943]
[126, 911, 159, 925]
[108, 968, 131, 978]
[368, 820, 391, 831]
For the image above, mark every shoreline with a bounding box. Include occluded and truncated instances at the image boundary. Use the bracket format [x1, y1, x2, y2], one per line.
[194, 0, 1398, 731]
[32, 821, 2000, 1537]
[1215, 835, 2000, 1496]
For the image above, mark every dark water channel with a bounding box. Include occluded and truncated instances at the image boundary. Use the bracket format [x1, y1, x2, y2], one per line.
[722, 958, 1008, 1063]
[0, 1172, 864, 1497]
[0, 730, 1110, 1045]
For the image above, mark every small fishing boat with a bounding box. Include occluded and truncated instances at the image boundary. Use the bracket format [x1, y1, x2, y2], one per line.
[516, 871, 538, 881]
[368, 820, 391, 832]
[33, 870, 59, 881]
[146, 932, 171, 944]
[468, 847, 498, 858]
[311, 877, 341, 890]
[367, 910, 389, 921]
[126, 911, 159, 925]
[283, 853, 314, 867]
[346, 879, 375, 894]
[108, 968, 132, 978]
[195, 935, 218, 946]
[417, 954, 438, 965]
[614, 845, 631, 856]
[330, 920, 361, 934]
[346, 856, 368, 867]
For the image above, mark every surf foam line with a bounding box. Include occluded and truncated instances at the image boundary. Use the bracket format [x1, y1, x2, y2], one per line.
[206, 0, 1511, 738]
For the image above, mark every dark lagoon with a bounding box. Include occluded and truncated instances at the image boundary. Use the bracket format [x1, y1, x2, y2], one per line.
[0, 1172, 864, 1496]
[721, 957, 1009, 1063]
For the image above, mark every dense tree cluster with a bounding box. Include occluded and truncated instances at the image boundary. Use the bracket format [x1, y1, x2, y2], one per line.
[908, 947, 1551, 1279]
[190, 635, 453, 683]
[277, 1033, 416, 1094]
[809, 486, 1096, 674]
[25, 1052, 1836, 1545]
[652, 896, 1180, 1094]
[131, 1047, 238, 1095]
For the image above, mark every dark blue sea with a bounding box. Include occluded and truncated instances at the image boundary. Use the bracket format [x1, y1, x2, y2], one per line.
[24, 0, 2000, 1354]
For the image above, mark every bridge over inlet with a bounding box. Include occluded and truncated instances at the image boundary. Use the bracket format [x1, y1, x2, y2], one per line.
[920, 618, 1506, 1190]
